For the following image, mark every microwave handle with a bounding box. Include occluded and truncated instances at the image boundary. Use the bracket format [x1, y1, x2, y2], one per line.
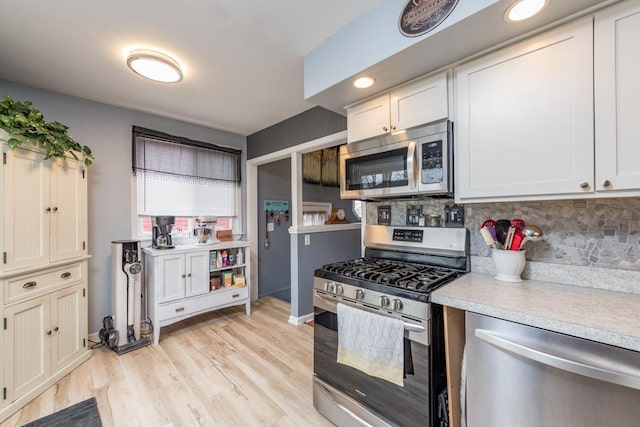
[407, 140, 418, 190]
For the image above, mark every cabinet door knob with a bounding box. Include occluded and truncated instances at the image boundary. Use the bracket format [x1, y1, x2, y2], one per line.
[187, 273, 192, 277]
[53, 326, 59, 332]
[601, 179, 611, 188]
[391, 125, 396, 131]
[46, 330, 52, 335]
[181, 274, 186, 278]
[53, 207, 58, 212]
[579, 181, 589, 189]
[382, 126, 388, 132]
[46, 207, 51, 212]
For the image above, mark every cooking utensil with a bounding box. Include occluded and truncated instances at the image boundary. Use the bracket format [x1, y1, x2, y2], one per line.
[510, 218, 525, 230]
[481, 219, 498, 245]
[480, 226, 499, 249]
[495, 219, 511, 247]
[510, 228, 524, 250]
[520, 225, 543, 248]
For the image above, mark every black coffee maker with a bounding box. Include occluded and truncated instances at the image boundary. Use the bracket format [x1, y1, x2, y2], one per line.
[152, 216, 175, 249]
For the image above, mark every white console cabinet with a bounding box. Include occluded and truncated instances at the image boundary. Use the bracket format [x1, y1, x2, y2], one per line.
[144, 242, 251, 344]
[0, 131, 90, 423]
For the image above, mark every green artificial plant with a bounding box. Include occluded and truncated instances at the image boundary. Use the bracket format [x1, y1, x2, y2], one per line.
[0, 95, 93, 166]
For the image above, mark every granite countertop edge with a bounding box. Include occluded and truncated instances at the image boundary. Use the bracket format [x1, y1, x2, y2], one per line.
[432, 271, 640, 353]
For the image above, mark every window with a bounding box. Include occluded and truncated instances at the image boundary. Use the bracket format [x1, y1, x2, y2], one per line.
[132, 127, 241, 237]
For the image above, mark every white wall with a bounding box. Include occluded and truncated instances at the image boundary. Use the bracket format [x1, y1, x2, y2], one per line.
[0, 80, 246, 334]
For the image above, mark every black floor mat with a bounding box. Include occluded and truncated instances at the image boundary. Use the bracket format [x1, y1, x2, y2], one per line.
[22, 397, 102, 427]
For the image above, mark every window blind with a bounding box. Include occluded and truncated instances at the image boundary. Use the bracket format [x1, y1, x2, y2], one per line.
[132, 127, 241, 217]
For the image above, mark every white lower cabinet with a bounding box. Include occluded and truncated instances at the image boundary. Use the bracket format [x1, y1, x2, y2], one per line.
[144, 243, 251, 345]
[2, 270, 88, 410]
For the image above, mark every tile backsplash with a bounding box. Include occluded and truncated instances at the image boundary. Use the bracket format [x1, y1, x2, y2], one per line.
[366, 198, 640, 272]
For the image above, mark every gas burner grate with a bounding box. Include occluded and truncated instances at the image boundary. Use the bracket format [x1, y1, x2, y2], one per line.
[320, 257, 459, 294]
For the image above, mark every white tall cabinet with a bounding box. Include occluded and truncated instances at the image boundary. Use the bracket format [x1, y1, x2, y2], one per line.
[0, 132, 90, 423]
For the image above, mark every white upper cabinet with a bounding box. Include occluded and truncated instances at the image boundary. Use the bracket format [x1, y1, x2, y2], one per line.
[455, 18, 594, 202]
[594, 0, 640, 194]
[347, 73, 448, 143]
[2, 143, 87, 271]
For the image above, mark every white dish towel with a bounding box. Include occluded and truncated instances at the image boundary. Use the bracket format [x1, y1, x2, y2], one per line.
[337, 303, 405, 386]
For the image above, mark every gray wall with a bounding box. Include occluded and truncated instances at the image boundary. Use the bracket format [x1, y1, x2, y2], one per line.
[294, 229, 362, 317]
[366, 197, 640, 271]
[0, 80, 246, 334]
[247, 106, 346, 159]
[257, 158, 292, 300]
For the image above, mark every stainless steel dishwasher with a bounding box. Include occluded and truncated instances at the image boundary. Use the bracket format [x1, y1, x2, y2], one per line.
[466, 312, 640, 427]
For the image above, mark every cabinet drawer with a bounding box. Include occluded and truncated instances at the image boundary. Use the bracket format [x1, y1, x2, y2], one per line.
[4, 263, 83, 304]
[157, 287, 249, 322]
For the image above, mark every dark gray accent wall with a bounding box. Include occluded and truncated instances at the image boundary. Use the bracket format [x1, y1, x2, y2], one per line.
[257, 158, 292, 299]
[247, 106, 346, 159]
[295, 229, 361, 317]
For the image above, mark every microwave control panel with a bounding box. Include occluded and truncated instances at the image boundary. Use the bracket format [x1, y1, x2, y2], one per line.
[421, 140, 444, 184]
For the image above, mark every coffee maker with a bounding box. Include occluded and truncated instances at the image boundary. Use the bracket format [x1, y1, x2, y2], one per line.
[152, 216, 175, 249]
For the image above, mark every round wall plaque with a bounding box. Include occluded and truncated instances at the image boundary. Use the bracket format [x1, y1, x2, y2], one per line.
[399, 0, 459, 37]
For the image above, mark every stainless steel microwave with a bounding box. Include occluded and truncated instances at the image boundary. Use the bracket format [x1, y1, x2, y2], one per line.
[340, 120, 453, 199]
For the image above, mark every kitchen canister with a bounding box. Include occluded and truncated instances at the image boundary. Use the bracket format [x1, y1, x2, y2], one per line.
[491, 249, 526, 282]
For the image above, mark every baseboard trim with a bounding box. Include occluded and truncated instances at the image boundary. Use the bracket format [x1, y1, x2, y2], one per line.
[288, 312, 314, 325]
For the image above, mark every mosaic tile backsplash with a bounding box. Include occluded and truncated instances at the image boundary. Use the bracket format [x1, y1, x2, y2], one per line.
[366, 198, 640, 272]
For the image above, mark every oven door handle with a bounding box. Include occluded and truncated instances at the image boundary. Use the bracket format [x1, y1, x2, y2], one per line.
[314, 293, 425, 333]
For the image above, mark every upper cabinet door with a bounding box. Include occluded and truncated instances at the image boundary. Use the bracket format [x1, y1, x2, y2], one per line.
[50, 158, 87, 262]
[390, 73, 448, 132]
[594, 0, 640, 193]
[347, 94, 390, 143]
[2, 146, 50, 271]
[455, 18, 594, 202]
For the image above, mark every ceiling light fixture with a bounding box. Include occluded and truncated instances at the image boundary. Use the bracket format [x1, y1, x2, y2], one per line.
[353, 77, 375, 89]
[505, 0, 547, 22]
[127, 49, 183, 83]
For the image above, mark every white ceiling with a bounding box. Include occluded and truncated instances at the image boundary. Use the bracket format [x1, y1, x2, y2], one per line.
[0, 0, 382, 136]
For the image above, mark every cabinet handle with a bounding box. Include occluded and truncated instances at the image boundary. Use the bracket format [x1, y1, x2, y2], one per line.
[382, 126, 388, 132]
[46, 330, 52, 335]
[601, 179, 611, 188]
[579, 181, 589, 189]
[181, 274, 186, 278]
[391, 125, 396, 131]
[232, 293, 240, 298]
[53, 326, 59, 332]
[46, 207, 51, 212]
[53, 207, 58, 212]
[23, 281, 37, 289]
[175, 307, 185, 313]
[60, 272, 71, 279]
[187, 273, 192, 277]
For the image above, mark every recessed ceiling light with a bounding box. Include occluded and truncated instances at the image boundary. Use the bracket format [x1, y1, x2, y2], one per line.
[505, 0, 547, 22]
[127, 49, 183, 83]
[353, 77, 375, 89]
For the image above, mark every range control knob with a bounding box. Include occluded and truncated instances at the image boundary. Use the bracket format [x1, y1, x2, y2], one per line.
[392, 299, 403, 311]
[324, 282, 334, 293]
[335, 284, 343, 295]
[378, 295, 390, 307]
[354, 289, 365, 300]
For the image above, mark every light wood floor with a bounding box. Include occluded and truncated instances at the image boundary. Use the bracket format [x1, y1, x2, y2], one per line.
[1, 297, 333, 427]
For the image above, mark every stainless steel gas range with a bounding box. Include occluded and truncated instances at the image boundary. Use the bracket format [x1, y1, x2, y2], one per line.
[312, 225, 469, 427]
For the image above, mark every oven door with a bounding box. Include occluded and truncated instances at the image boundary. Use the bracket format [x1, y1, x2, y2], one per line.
[313, 292, 445, 427]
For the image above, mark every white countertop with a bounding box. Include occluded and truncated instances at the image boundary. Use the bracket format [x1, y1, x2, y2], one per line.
[143, 240, 250, 256]
[432, 272, 640, 352]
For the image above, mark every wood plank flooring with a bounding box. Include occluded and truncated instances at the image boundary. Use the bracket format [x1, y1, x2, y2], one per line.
[1, 297, 332, 427]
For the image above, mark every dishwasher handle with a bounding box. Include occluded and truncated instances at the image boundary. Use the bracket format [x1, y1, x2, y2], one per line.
[476, 328, 640, 391]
